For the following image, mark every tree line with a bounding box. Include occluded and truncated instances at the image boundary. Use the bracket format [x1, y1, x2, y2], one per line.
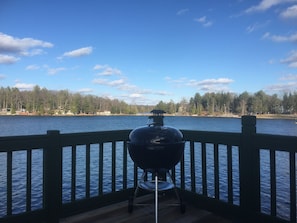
[155, 91, 297, 115]
[0, 86, 153, 115]
[0, 85, 296, 115]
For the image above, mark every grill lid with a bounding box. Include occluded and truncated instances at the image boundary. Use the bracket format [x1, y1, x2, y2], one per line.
[128, 109, 183, 145]
[128, 110, 185, 170]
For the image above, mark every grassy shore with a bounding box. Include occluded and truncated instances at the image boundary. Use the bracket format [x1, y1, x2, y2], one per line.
[0, 112, 296, 120]
[255, 114, 297, 120]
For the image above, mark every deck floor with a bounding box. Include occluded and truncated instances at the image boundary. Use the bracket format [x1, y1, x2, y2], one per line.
[60, 194, 232, 223]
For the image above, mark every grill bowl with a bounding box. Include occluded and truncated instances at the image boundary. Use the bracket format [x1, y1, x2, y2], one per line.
[128, 125, 185, 170]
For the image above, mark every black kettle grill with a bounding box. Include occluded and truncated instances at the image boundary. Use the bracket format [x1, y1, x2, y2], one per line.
[127, 110, 185, 222]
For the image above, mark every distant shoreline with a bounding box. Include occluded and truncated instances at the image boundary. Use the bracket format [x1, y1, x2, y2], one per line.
[253, 114, 297, 120]
[0, 113, 296, 120]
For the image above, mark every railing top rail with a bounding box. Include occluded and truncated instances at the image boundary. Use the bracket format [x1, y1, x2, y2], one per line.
[255, 133, 297, 152]
[0, 134, 48, 152]
[0, 127, 296, 153]
[58, 129, 131, 146]
[181, 129, 241, 145]
[0, 129, 132, 152]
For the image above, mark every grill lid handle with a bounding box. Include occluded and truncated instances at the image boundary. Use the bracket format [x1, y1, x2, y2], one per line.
[148, 109, 166, 126]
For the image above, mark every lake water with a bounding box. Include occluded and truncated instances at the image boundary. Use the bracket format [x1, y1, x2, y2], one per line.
[0, 115, 296, 136]
[0, 115, 296, 220]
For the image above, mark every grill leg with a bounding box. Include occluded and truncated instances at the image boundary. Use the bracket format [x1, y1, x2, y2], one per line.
[133, 171, 146, 200]
[129, 171, 147, 213]
[167, 170, 186, 213]
[167, 171, 180, 201]
[155, 173, 158, 223]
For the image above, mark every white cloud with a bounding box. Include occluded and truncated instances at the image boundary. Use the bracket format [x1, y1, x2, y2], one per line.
[188, 78, 234, 92]
[92, 70, 171, 105]
[194, 16, 213, 27]
[14, 82, 35, 90]
[93, 78, 126, 88]
[47, 67, 66, 75]
[265, 82, 297, 92]
[280, 4, 297, 18]
[21, 48, 46, 56]
[262, 32, 297, 42]
[0, 74, 6, 80]
[93, 64, 122, 76]
[0, 33, 53, 64]
[264, 73, 297, 93]
[59, 46, 93, 59]
[109, 79, 125, 86]
[92, 78, 108, 85]
[93, 64, 107, 70]
[78, 88, 93, 93]
[203, 21, 213, 27]
[93, 75, 171, 104]
[245, 0, 297, 13]
[196, 16, 206, 23]
[122, 90, 170, 105]
[102, 67, 121, 76]
[154, 90, 170, 96]
[193, 78, 234, 85]
[0, 54, 20, 64]
[176, 8, 189, 16]
[166, 77, 234, 92]
[246, 20, 270, 33]
[281, 50, 297, 67]
[129, 93, 142, 98]
[26, 65, 40, 70]
[0, 32, 53, 54]
[246, 25, 256, 33]
[165, 76, 188, 86]
[280, 74, 297, 80]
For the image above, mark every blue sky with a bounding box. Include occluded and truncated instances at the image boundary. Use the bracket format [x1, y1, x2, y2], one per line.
[0, 0, 297, 105]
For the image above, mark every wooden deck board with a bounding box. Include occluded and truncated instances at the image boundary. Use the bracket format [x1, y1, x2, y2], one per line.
[60, 194, 232, 223]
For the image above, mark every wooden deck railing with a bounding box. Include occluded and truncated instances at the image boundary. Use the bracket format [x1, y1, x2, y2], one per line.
[0, 116, 296, 223]
[180, 116, 297, 223]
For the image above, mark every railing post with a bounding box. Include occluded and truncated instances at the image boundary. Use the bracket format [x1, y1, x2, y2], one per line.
[239, 116, 260, 220]
[44, 130, 62, 223]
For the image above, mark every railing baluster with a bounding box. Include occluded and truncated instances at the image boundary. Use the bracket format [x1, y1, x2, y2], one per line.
[133, 163, 138, 189]
[71, 145, 76, 201]
[227, 145, 233, 204]
[171, 166, 176, 185]
[180, 150, 185, 191]
[123, 141, 127, 190]
[112, 141, 116, 192]
[190, 141, 196, 193]
[86, 144, 90, 198]
[214, 144, 219, 199]
[270, 149, 276, 217]
[7, 150, 12, 216]
[202, 142, 207, 196]
[99, 142, 103, 195]
[26, 149, 32, 212]
[290, 151, 296, 222]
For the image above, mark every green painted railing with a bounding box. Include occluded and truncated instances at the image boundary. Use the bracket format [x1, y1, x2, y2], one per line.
[0, 116, 296, 223]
